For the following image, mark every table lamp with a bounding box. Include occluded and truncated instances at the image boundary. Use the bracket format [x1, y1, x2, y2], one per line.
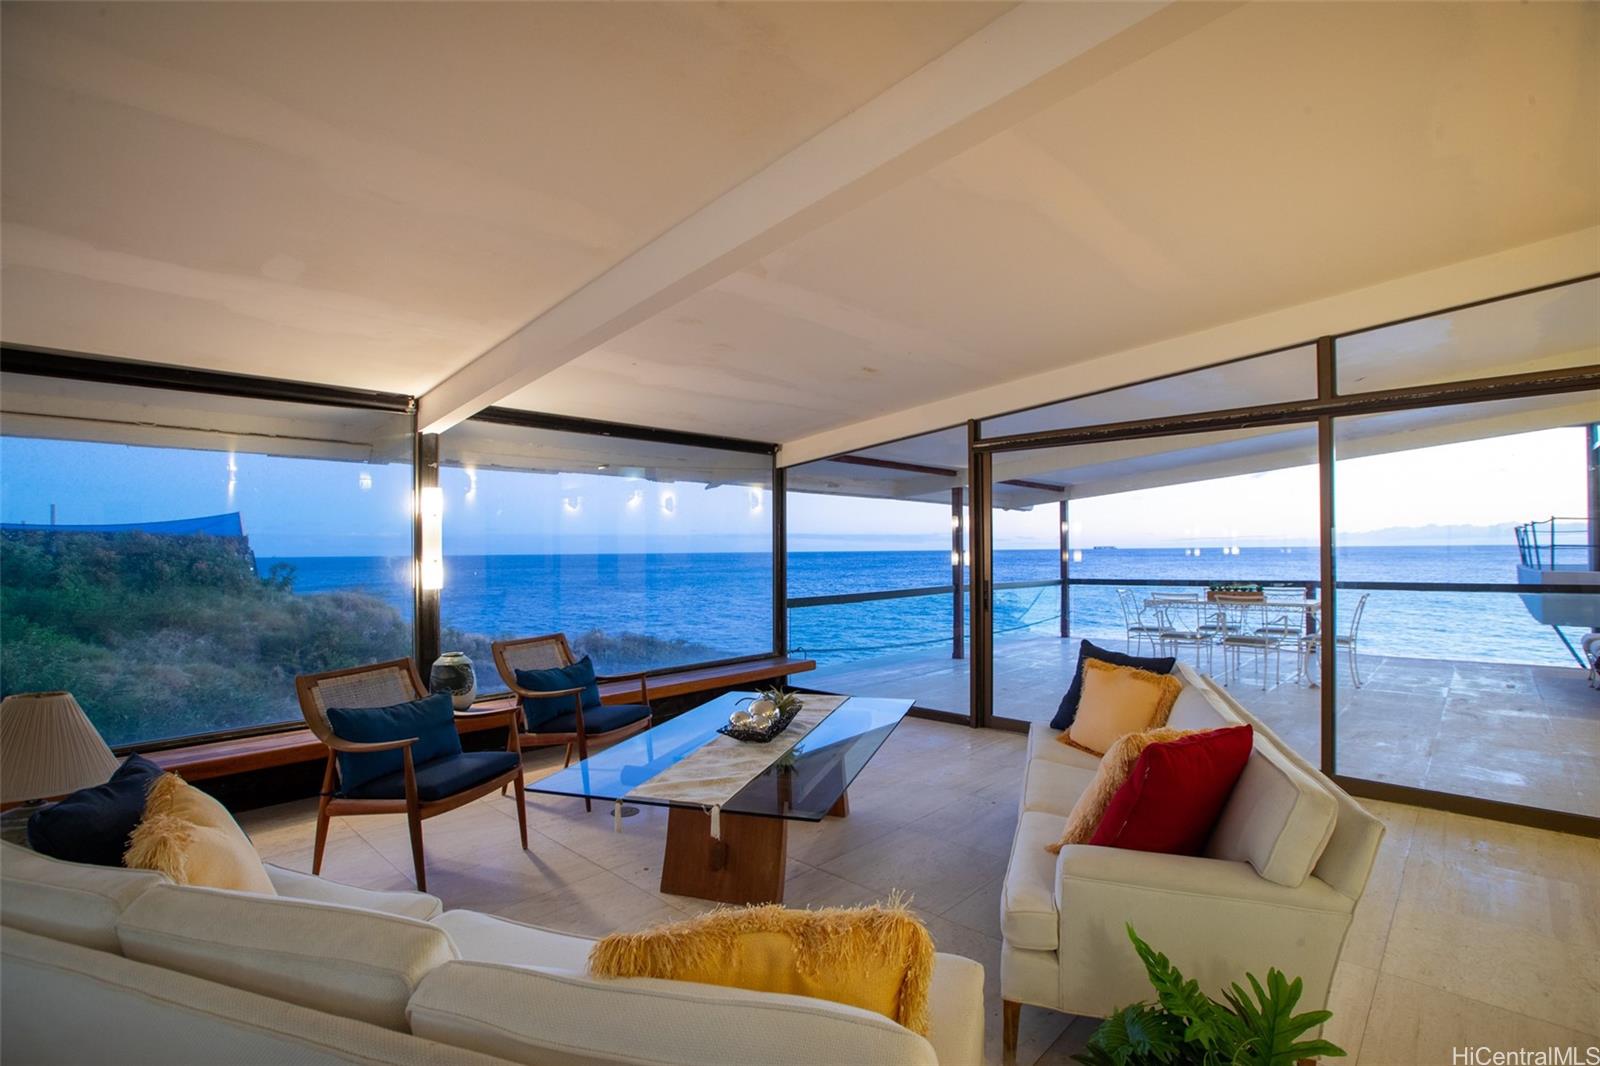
[1, 691, 119, 813]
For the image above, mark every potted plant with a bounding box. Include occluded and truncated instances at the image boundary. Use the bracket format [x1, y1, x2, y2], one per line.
[1074, 926, 1345, 1066]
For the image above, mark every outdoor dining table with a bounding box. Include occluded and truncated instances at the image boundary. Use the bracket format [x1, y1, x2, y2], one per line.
[1143, 595, 1325, 685]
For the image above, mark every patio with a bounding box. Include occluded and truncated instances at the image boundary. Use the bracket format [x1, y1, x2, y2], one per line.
[805, 634, 1600, 818]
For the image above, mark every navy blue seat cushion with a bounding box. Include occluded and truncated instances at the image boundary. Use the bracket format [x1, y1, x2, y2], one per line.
[326, 692, 461, 793]
[515, 655, 601, 731]
[341, 751, 520, 802]
[1051, 640, 1178, 731]
[27, 753, 164, 867]
[529, 702, 651, 736]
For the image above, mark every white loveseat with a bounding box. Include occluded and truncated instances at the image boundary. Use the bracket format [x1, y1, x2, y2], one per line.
[0, 840, 985, 1066]
[999, 664, 1384, 1052]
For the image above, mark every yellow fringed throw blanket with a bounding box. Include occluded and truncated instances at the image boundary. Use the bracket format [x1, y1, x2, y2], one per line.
[588, 899, 935, 1035]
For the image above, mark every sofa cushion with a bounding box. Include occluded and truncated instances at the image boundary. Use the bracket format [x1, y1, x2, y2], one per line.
[528, 701, 651, 737]
[117, 882, 458, 1030]
[265, 864, 443, 920]
[1065, 660, 1182, 756]
[432, 910, 592, 970]
[408, 959, 940, 1066]
[516, 654, 601, 730]
[1089, 725, 1254, 855]
[341, 750, 519, 802]
[25, 753, 163, 868]
[1049, 728, 1195, 853]
[1001, 811, 1064, 950]
[1165, 679, 1234, 731]
[123, 774, 276, 894]
[326, 692, 461, 793]
[1051, 640, 1176, 730]
[0, 840, 167, 953]
[1026, 723, 1101, 771]
[1021, 759, 1096, 817]
[1206, 727, 1338, 888]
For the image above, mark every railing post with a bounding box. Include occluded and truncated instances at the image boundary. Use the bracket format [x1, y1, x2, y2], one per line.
[1586, 425, 1598, 576]
[951, 487, 965, 660]
[1059, 499, 1070, 639]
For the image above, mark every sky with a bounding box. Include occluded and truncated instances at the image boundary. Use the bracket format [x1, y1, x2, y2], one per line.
[0, 425, 1590, 556]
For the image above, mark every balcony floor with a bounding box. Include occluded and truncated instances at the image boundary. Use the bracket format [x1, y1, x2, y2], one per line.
[240, 716, 1600, 1065]
[805, 634, 1600, 818]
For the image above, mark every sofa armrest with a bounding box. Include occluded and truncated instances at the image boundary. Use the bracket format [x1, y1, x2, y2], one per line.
[264, 864, 443, 920]
[927, 952, 985, 1066]
[1051, 846, 1354, 1021]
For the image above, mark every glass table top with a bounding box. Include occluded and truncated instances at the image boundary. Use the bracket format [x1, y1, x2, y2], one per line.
[526, 691, 912, 821]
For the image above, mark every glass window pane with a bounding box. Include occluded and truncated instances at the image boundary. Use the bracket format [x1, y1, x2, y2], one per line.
[0, 373, 415, 748]
[1336, 277, 1600, 394]
[786, 427, 969, 717]
[1332, 392, 1599, 817]
[438, 420, 773, 688]
[980, 344, 1316, 439]
[988, 424, 1322, 766]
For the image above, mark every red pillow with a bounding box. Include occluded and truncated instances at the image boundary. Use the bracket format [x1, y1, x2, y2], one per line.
[1088, 725, 1253, 855]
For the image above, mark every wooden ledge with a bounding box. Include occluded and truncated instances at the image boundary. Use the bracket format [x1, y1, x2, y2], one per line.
[148, 655, 815, 781]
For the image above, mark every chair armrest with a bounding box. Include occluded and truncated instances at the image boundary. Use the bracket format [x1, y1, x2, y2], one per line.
[595, 670, 650, 703]
[927, 953, 984, 1066]
[513, 686, 585, 701]
[323, 735, 417, 754]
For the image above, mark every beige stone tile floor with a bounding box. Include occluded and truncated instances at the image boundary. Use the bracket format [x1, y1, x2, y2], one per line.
[239, 717, 1600, 1066]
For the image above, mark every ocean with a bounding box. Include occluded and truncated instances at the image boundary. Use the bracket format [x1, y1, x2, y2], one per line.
[259, 545, 1589, 671]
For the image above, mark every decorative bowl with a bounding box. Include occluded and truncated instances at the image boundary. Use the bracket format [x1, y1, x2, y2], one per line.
[718, 700, 802, 743]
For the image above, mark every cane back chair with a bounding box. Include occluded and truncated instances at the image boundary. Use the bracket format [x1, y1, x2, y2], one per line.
[295, 658, 526, 891]
[492, 633, 654, 811]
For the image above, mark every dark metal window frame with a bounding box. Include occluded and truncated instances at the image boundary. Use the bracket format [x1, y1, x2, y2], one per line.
[0, 346, 785, 752]
[963, 273, 1600, 837]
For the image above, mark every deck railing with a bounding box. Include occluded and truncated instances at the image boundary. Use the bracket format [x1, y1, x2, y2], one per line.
[1515, 516, 1593, 570]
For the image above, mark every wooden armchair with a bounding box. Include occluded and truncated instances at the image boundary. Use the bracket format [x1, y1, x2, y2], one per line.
[295, 658, 526, 891]
[492, 634, 654, 811]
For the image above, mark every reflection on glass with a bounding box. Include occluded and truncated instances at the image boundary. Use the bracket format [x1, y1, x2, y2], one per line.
[1333, 393, 1599, 816]
[439, 420, 773, 687]
[0, 375, 414, 747]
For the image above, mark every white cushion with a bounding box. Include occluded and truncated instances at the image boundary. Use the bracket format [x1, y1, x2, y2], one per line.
[117, 882, 457, 1030]
[1024, 723, 1102, 770]
[1020, 759, 1094, 817]
[265, 863, 443, 920]
[408, 959, 940, 1066]
[1206, 730, 1338, 888]
[1165, 679, 1233, 731]
[1000, 811, 1064, 950]
[0, 841, 167, 953]
[432, 909, 592, 970]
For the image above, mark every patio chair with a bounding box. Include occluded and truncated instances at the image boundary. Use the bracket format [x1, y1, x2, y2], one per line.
[1116, 588, 1165, 655]
[1335, 593, 1370, 688]
[1156, 598, 1215, 672]
[1221, 602, 1288, 689]
[492, 633, 654, 811]
[295, 658, 526, 892]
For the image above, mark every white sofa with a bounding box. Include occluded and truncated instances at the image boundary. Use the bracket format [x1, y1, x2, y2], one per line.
[999, 664, 1384, 1053]
[0, 840, 985, 1066]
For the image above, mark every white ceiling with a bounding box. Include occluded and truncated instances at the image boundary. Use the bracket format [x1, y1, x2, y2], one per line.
[2, 2, 1596, 456]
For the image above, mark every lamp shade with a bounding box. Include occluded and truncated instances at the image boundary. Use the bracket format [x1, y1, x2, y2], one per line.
[0, 692, 120, 803]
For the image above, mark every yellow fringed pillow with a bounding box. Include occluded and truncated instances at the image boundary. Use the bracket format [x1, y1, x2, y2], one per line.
[1063, 659, 1183, 756]
[1048, 727, 1194, 854]
[588, 900, 934, 1035]
[124, 773, 275, 895]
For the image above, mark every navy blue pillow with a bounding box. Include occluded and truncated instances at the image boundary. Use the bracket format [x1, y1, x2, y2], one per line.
[27, 753, 164, 867]
[326, 692, 461, 793]
[516, 655, 601, 730]
[1051, 640, 1178, 731]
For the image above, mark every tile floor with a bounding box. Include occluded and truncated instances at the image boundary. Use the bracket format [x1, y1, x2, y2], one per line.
[239, 717, 1600, 1066]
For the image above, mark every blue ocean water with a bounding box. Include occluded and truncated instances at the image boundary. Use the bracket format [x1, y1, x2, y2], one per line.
[260, 545, 1588, 671]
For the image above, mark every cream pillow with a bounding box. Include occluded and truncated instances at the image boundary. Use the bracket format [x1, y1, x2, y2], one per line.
[124, 773, 275, 895]
[1063, 659, 1182, 756]
[1048, 727, 1192, 853]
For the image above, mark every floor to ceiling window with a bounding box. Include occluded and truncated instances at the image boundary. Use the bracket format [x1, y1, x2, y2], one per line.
[437, 418, 775, 689]
[0, 372, 415, 748]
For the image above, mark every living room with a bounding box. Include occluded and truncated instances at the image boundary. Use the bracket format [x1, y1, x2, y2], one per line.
[1, 3, 1596, 1065]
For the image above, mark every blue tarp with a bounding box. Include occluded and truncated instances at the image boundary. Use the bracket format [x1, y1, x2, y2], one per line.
[0, 512, 245, 537]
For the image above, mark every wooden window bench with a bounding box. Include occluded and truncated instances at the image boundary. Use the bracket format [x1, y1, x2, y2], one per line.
[149, 655, 815, 782]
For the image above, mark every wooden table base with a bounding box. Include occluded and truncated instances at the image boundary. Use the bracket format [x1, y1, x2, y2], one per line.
[660, 806, 788, 904]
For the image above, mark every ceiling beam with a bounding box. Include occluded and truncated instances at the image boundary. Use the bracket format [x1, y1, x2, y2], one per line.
[415, 1, 1231, 434]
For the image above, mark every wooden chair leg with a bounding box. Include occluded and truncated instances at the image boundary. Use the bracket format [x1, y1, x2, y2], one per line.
[513, 767, 528, 849]
[1002, 1000, 1020, 1058]
[312, 753, 336, 875]
[402, 748, 426, 892]
[563, 742, 574, 768]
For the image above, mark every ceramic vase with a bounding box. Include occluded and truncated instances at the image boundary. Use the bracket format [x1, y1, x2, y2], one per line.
[429, 652, 477, 710]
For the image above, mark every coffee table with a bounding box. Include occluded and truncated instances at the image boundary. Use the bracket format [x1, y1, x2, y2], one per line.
[527, 691, 912, 905]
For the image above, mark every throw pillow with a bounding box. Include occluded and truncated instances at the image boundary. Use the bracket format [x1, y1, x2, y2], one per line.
[1063, 659, 1183, 756]
[1051, 640, 1176, 731]
[515, 654, 602, 731]
[124, 773, 275, 894]
[1048, 727, 1191, 854]
[26, 754, 164, 867]
[589, 899, 934, 1035]
[1090, 724, 1254, 855]
[325, 692, 461, 793]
